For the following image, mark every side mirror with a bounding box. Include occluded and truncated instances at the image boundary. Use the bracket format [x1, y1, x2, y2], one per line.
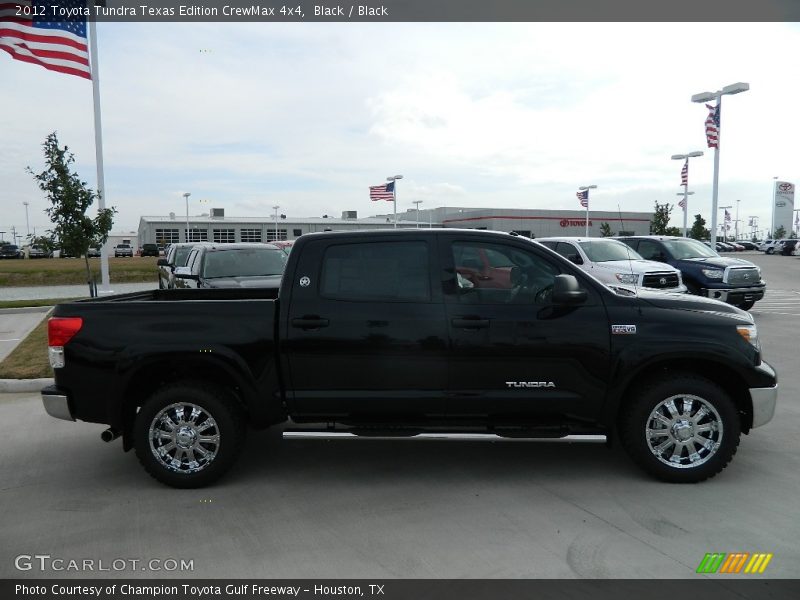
[552, 274, 588, 305]
[156, 258, 168, 267]
[174, 267, 198, 280]
[567, 254, 583, 265]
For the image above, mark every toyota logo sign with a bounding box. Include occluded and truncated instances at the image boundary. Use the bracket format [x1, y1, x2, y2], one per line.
[778, 182, 794, 192]
[659, 277, 667, 286]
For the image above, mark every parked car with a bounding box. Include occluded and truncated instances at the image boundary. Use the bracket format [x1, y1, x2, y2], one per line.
[0, 244, 22, 259]
[41, 229, 778, 487]
[114, 243, 133, 258]
[157, 242, 197, 289]
[727, 242, 745, 251]
[617, 236, 766, 310]
[737, 241, 758, 250]
[174, 243, 287, 289]
[716, 242, 734, 252]
[26, 246, 48, 259]
[761, 240, 781, 254]
[537, 237, 686, 293]
[758, 239, 774, 252]
[140, 243, 160, 257]
[270, 240, 295, 256]
[87, 247, 101, 258]
[778, 239, 799, 256]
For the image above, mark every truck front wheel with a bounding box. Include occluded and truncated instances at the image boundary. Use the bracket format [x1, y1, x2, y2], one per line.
[134, 383, 246, 488]
[619, 375, 740, 483]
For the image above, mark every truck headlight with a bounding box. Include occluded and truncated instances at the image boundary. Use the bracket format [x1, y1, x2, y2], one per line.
[615, 273, 639, 284]
[736, 324, 759, 349]
[702, 268, 724, 279]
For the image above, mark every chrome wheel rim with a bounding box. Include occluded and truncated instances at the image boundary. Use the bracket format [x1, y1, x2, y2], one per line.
[645, 394, 723, 469]
[149, 402, 220, 473]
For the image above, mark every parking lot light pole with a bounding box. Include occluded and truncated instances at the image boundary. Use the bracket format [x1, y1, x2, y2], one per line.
[183, 192, 191, 242]
[273, 205, 280, 241]
[691, 82, 749, 243]
[671, 151, 703, 238]
[23, 201, 30, 239]
[578, 185, 597, 237]
[413, 200, 423, 228]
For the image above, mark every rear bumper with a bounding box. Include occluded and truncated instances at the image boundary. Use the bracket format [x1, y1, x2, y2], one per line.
[41, 386, 74, 421]
[750, 384, 778, 428]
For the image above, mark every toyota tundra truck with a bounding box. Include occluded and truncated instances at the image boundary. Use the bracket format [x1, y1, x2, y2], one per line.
[41, 229, 778, 487]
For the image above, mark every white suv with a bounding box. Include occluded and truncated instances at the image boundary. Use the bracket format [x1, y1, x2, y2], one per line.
[538, 237, 687, 293]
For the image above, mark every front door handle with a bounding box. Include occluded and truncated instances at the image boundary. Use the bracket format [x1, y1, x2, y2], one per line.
[291, 317, 330, 329]
[451, 317, 490, 329]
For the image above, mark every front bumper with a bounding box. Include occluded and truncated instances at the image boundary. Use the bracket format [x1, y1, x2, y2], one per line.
[749, 384, 777, 428]
[701, 285, 765, 305]
[41, 386, 74, 421]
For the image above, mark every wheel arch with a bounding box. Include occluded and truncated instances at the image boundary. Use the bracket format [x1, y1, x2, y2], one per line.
[605, 358, 754, 434]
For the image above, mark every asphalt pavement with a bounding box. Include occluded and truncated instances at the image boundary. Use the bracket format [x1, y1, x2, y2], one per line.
[0, 252, 798, 579]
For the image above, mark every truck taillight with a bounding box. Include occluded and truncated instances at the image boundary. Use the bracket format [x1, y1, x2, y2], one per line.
[48, 317, 83, 347]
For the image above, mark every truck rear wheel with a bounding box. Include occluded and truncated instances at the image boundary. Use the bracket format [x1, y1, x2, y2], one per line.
[619, 375, 740, 483]
[134, 383, 246, 488]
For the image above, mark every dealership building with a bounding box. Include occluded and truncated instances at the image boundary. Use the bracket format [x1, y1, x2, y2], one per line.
[136, 206, 653, 247]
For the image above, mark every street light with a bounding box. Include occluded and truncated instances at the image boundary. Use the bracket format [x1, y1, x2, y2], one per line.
[691, 82, 749, 243]
[578, 185, 597, 237]
[412, 200, 423, 228]
[387, 175, 403, 228]
[23, 201, 30, 239]
[671, 151, 704, 237]
[183, 192, 191, 242]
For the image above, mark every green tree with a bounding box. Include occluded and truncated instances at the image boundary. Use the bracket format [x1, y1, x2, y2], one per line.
[649, 201, 673, 235]
[599, 222, 613, 237]
[28, 234, 56, 254]
[774, 225, 786, 240]
[688, 214, 709, 240]
[28, 132, 116, 294]
[664, 226, 682, 236]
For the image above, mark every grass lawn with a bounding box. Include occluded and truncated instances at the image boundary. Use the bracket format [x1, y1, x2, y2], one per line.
[0, 315, 52, 379]
[0, 256, 159, 287]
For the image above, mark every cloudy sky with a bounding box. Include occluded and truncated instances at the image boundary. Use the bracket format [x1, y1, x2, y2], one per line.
[2, 21, 799, 240]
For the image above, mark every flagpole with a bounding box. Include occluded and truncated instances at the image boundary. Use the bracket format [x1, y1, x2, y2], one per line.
[88, 9, 111, 293]
[585, 202, 589, 237]
[387, 174, 403, 228]
[683, 159, 689, 237]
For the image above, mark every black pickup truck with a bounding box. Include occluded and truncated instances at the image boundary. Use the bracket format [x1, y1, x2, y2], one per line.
[41, 230, 778, 487]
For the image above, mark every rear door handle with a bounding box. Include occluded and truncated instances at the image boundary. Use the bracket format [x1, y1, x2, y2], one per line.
[291, 317, 330, 329]
[451, 318, 490, 329]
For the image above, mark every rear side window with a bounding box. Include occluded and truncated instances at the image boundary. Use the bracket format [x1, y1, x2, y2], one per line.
[321, 242, 430, 302]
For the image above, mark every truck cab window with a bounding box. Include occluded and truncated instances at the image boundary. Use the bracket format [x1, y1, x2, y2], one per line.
[451, 242, 560, 304]
[321, 241, 431, 302]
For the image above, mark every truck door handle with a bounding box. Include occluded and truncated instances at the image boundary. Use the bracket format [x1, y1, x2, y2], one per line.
[291, 317, 330, 329]
[451, 318, 490, 329]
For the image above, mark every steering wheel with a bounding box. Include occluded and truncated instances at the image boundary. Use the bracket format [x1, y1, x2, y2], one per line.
[534, 283, 554, 304]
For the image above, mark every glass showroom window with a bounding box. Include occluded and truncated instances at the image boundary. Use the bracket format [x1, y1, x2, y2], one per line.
[266, 229, 287, 242]
[185, 229, 208, 243]
[155, 228, 180, 245]
[240, 228, 262, 243]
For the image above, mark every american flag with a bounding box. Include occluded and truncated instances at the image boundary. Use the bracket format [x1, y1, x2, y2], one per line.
[678, 197, 686, 210]
[369, 181, 395, 201]
[705, 103, 720, 149]
[724, 209, 731, 222]
[680, 160, 688, 186]
[0, 0, 90, 80]
[577, 189, 589, 208]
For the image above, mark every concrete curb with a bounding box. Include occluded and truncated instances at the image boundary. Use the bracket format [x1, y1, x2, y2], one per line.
[0, 378, 54, 393]
[0, 306, 53, 315]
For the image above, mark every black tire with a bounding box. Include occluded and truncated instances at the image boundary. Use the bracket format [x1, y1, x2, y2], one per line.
[619, 374, 740, 483]
[766, 247, 774, 255]
[737, 300, 755, 311]
[134, 382, 246, 488]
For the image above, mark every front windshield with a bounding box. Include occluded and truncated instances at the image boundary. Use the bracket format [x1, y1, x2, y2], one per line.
[202, 248, 288, 279]
[174, 247, 192, 267]
[579, 240, 644, 262]
[663, 239, 719, 259]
